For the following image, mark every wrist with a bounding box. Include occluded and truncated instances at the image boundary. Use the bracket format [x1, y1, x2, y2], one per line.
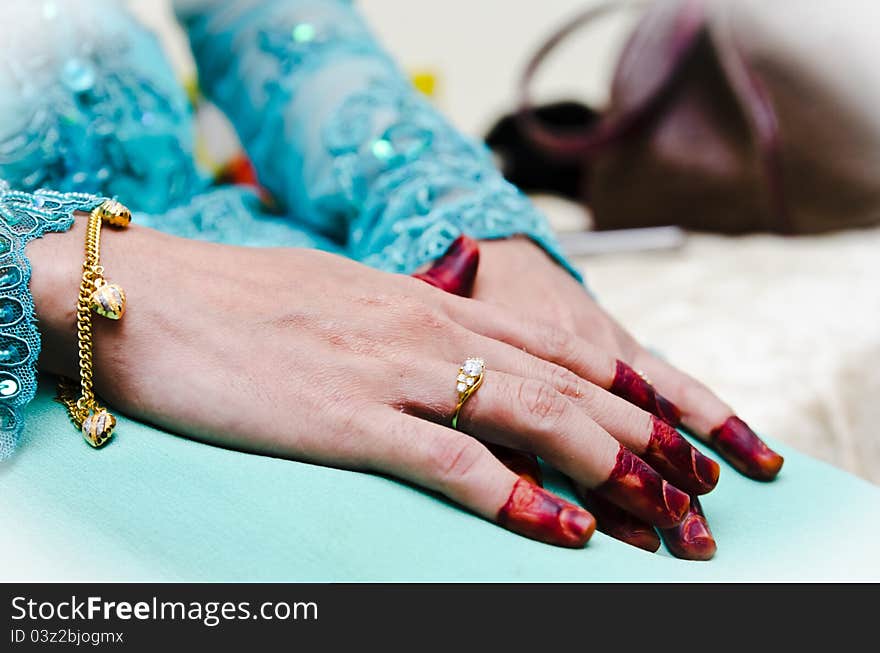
[27, 213, 89, 376]
[478, 236, 562, 276]
[26, 214, 158, 378]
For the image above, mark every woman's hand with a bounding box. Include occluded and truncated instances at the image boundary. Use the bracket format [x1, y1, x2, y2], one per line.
[27, 219, 721, 548]
[472, 237, 785, 557]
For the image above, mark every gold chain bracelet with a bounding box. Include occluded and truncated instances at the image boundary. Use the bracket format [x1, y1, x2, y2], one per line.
[56, 199, 131, 448]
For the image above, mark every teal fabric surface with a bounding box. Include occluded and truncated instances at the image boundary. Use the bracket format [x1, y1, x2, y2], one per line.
[2, 377, 878, 582]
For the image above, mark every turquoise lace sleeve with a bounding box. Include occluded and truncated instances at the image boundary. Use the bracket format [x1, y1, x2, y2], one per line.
[0, 1, 202, 215]
[178, 0, 581, 279]
[0, 180, 106, 459]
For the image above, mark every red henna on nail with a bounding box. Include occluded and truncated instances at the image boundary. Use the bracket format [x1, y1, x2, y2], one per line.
[644, 417, 720, 495]
[596, 446, 690, 528]
[412, 235, 480, 297]
[497, 479, 595, 547]
[578, 488, 660, 552]
[660, 496, 716, 561]
[610, 361, 681, 425]
[711, 416, 784, 480]
[486, 443, 543, 486]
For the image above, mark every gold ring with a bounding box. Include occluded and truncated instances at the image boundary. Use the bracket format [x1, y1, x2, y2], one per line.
[452, 358, 485, 430]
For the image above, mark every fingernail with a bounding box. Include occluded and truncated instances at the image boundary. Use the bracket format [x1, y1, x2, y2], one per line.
[662, 482, 691, 522]
[644, 417, 720, 495]
[660, 497, 717, 561]
[560, 506, 597, 544]
[710, 416, 784, 480]
[497, 479, 596, 547]
[610, 361, 682, 426]
[412, 235, 480, 297]
[693, 449, 721, 489]
[597, 446, 690, 528]
[578, 488, 661, 553]
[683, 515, 713, 545]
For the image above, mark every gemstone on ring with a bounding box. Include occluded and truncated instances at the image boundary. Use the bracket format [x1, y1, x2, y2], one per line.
[463, 357, 484, 377]
[457, 357, 485, 397]
[452, 358, 486, 430]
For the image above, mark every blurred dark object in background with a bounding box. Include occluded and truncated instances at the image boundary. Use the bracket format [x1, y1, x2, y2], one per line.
[486, 101, 597, 202]
[487, 0, 880, 235]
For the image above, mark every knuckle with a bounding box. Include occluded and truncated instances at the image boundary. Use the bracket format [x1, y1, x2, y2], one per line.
[665, 367, 715, 408]
[517, 378, 568, 425]
[413, 305, 449, 331]
[546, 364, 582, 400]
[681, 376, 711, 404]
[426, 433, 485, 486]
[396, 299, 452, 336]
[571, 380, 602, 414]
[538, 324, 576, 360]
[572, 381, 651, 436]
